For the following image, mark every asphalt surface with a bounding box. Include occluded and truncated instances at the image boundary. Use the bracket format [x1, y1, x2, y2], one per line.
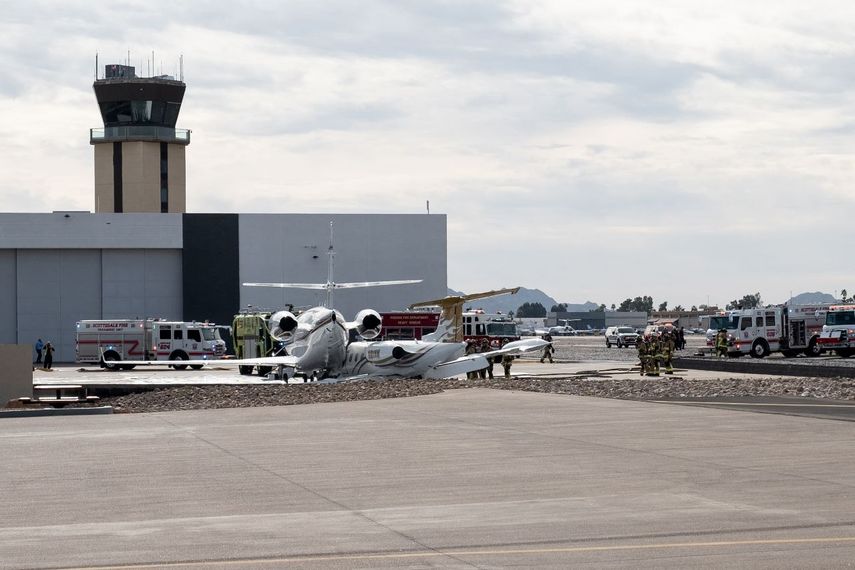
[5, 388, 855, 568]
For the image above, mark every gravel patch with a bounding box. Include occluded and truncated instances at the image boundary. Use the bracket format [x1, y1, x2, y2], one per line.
[99, 374, 855, 414]
[56, 337, 855, 414]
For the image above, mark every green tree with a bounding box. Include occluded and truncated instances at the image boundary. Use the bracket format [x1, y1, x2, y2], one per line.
[618, 296, 654, 313]
[658, 301, 668, 311]
[674, 304, 684, 311]
[610, 304, 616, 311]
[550, 303, 567, 312]
[596, 303, 607, 312]
[690, 305, 698, 311]
[726, 292, 762, 310]
[841, 289, 850, 303]
[516, 302, 546, 318]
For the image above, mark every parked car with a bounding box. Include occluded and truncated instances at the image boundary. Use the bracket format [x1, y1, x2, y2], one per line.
[605, 326, 639, 348]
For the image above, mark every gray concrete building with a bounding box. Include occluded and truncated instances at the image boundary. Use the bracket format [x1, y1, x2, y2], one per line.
[547, 311, 648, 331]
[0, 212, 446, 362]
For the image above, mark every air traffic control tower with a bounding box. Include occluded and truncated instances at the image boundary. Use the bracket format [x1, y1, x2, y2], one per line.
[90, 63, 190, 213]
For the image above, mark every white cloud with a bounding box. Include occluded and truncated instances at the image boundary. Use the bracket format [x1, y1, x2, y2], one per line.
[1, 1, 855, 308]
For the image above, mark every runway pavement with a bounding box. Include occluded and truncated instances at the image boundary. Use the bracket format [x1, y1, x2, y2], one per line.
[4, 388, 855, 568]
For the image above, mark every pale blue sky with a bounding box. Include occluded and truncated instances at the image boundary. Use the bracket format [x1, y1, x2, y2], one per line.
[2, 1, 854, 308]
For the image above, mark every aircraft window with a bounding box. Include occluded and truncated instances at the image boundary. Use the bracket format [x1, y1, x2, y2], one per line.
[159, 327, 171, 340]
[174, 329, 183, 340]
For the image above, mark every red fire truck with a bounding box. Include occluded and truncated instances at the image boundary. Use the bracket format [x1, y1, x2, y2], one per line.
[380, 311, 439, 340]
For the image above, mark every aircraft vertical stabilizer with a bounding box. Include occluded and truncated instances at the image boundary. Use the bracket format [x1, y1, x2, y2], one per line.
[411, 287, 520, 342]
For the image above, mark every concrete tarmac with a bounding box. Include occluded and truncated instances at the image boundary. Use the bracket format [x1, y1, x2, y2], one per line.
[4, 388, 855, 568]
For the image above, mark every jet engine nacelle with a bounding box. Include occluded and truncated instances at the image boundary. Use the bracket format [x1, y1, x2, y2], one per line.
[354, 309, 382, 340]
[364, 343, 409, 363]
[269, 310, 299, 342]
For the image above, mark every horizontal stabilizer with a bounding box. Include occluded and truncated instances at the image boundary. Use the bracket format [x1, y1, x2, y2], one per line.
[243, 280, 421, 290]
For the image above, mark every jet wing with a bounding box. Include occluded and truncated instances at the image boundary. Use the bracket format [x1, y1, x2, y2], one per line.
[423, 339, 547, 380]
[424, 355, 488, 380]
[480, 338, 550, 359]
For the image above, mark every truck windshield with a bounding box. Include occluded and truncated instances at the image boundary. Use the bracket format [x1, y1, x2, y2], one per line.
[826, 311, 855, 326]
[201, 328, 220, 341]
[486, 323, 517, 336]
[618, 327, 635, 334]
[709, 316, 739, 330]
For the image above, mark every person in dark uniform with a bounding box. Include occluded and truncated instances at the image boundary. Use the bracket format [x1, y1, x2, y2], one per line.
[34, 338, 44, 365]
[43, 341, 55, 370]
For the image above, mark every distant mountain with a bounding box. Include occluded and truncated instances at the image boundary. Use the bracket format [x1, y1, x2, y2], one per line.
[786, 291, 838, 305]
[447, 287, 598, 315]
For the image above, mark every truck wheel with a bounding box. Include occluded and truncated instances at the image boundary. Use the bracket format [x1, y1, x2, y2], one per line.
[805, 337, 821, 357]
[169, 352, 189, 370]
[120, 364, 136, 370]
[838, 348, 854, 359]
[750, 340, 770, 358]
[189, 365, 204, 370]
[238, 365, 253, 375]
[617, 339, 624, 348]
[606, 341, 611, 348]
[781, 350, 798, 358]
[102, 351, 121, 371]
[257, 366, 272, 376]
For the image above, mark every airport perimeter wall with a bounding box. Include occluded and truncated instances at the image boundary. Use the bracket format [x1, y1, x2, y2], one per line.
[0, 345, 32, 406]
[0, 212, 447, 361]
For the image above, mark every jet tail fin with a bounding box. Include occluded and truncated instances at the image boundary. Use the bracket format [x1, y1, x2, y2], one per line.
[412, 287, 520, 343]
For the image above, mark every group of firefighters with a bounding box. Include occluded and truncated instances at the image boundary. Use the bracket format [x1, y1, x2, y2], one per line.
[636, 329, 678, 376]
[465, 339, 515, 379]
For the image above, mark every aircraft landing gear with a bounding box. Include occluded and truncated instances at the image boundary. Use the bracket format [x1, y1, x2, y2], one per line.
[266, 365, 293, 382]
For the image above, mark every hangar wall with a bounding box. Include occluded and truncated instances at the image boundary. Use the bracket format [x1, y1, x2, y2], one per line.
[0, 213, 184, 362]
[238, 213, 447, 320]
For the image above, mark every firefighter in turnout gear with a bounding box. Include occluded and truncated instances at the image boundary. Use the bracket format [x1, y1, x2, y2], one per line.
[647, 334, 661, 376]
[661, 330, 675, 374]
[637, 335, 649, 375]
[715, 329, 729, 358]
[540, 332, 555, 363]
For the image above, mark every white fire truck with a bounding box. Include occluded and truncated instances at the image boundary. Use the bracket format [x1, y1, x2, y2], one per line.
[462, 310, 520, 348]
[705, 305, 828, 358]
[818, 305, 855, 358]
[76, 319, 227, 370]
